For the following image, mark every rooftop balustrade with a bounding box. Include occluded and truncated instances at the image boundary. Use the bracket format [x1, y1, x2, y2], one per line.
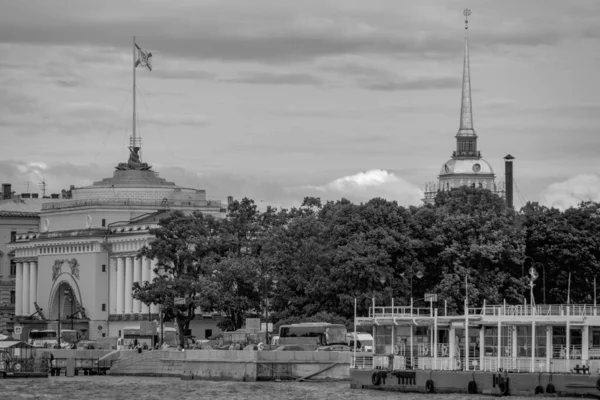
[41, 198, 223, 211]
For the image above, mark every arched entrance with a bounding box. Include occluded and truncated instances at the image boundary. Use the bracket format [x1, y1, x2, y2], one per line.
[50, 282, 78, 322]
[48, 280, 89, 340]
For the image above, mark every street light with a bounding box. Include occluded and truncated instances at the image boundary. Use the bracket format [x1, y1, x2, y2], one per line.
[259, 264, 279, 345]
[533, 262, 545, 304]
[524, 257, 545, 304]
[68, 289, 74, 330]
[400, 263, 424, 300]
[263, 268, 278, 346]
[57, 288, 69, 348]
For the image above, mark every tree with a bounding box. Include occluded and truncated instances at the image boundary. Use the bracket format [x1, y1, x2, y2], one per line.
[133, 211, 213, 347]
[205, 257, 261, 331]
[522, 201, 600, 303]
[425, 187, 526, 312]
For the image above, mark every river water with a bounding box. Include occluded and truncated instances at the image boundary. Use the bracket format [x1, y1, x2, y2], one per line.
[0, 376, 586, 400]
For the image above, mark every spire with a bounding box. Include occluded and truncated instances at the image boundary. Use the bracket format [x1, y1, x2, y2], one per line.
[457, 8, 475, 137]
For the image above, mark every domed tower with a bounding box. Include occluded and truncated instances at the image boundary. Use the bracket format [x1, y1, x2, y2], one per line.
[423, 9, 504, 203]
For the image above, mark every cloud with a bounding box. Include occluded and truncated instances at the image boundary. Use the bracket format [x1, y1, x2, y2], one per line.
[540, 174, 600, 210]
[0, 1, 593, 65]
[320, 61, 460, 91]
[220, 72, 324, 86]
[362, 76, 459, 91]
[290, 169, 423, 206]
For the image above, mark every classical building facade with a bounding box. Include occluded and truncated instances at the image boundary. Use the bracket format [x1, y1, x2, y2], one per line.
[0, 186, 62, 335]
[8, 151, 225, 342]
[423, 11, 505, 203]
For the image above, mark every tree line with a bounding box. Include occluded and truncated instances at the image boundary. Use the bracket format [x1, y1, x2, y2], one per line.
[132, 186, 600, 344]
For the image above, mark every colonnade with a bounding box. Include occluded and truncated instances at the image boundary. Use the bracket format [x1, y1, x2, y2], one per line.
[110, 256, 159, 315]
[14, 261, 37, 316]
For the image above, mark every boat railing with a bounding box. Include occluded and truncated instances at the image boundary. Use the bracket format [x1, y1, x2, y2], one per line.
[369, 306, 433, 318]
[552, 344, 582, 359]
[351, 353, 374, 370]
[481, 357, 548, 373]
[469, 304, 600, 317]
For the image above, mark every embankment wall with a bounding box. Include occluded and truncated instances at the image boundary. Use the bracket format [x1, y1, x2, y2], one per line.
[108, 350, 351, 381]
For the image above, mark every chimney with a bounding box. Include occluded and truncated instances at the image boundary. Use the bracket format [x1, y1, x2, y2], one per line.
[2, 183, 11, 200]
[227, 196, 233, 206]
[504, 154, 515, 209]
[21, 193, 31, 199]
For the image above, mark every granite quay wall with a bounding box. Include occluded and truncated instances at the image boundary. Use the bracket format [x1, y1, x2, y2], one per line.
[108, 350, 351, 381]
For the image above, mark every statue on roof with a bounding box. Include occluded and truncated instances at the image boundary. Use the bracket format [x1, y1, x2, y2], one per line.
[116, 147, 152, 171]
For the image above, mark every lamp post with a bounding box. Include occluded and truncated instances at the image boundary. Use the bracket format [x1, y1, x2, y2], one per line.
[57, 288, 69, 348]
[261, 265, 278, 346]
[533, 262, 545, 304]
[69, 289, 74, 330]
[401, 263, 424, 301]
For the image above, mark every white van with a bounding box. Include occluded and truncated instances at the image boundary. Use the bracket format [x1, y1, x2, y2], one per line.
[346, 332, 374, 352]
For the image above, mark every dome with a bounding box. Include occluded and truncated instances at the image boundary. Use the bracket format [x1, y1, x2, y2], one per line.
[439, 158, 495, 176]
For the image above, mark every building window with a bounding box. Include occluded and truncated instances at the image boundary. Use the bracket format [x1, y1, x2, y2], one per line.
[102, 303, 106, 311]
[102, 219, 106, 227]
[102, 264, 106, 272]
[10, 291, 16, 304]
[205, 329, 213, 339]
[10, 260, 16, 276]
[10, 231, 16, 243]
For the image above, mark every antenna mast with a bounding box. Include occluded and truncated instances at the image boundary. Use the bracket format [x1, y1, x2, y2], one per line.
[38, 178, 48, 198]
[133, 36, 137, 153]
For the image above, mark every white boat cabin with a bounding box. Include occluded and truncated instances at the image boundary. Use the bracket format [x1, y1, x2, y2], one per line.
[354, 301, 600, 374]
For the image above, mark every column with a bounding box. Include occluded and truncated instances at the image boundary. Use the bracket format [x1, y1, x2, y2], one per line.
[29, 261, 37, 313]
[125, 256, 133, 314]
[22, 262, 30, 316]
[583, 326, 589, 363]
[150, 258, 159, 314]
[497, 320, 501, 372]
[479, 327, 485, 371]
[109, 258, 117, 314]
[116, 257, 125, 314]
[141, 257, 150, 315]
[449, 325, 456, 370]
[15, 262, 23, 316]
[546, 326, 552, 373]
[531, 319, 536, 372]
[133, 257, 142, 313]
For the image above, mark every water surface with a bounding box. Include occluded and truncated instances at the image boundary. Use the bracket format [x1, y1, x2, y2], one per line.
[0, 376, 586, 400]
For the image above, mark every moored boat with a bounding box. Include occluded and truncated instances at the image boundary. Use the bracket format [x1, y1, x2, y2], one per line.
[350, 301, 600, 397]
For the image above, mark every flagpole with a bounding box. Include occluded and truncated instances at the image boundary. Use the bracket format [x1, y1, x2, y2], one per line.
[133, 36, 136, 150]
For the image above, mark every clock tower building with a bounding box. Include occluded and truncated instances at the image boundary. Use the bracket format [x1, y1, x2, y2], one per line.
[423, 9, 504, 203]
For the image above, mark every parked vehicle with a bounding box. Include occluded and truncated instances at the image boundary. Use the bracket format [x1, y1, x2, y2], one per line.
[316, 345, 351, 352]
[278, 323, 347, 350]
[274, 345, 305, 352]
[346, 332, 374, 352]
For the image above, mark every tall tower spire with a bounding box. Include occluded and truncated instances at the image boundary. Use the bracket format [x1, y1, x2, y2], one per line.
[457, 8, 475, 137]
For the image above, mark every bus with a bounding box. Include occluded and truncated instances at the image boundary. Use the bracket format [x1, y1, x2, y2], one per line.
[278, 323, 347, 350]
[117, 326, 179, 350]
[28, 330, 58, 348]
[28, 329, 80, 348]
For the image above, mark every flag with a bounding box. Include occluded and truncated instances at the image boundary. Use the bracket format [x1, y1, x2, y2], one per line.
[135, 43, 152, 71]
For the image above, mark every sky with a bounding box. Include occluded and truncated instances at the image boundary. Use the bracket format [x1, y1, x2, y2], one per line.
[1, 0, 599, 210]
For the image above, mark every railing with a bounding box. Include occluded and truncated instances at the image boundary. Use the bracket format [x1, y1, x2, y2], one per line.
[42, 198, 223, 211]
[552, 344, 582, 359]
[369, 306, 433, 318]
[351, 353, 374, 369]
[470, 304, 600, 317]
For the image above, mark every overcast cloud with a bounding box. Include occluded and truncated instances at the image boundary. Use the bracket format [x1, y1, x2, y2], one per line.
[1, 0, 599, 209]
